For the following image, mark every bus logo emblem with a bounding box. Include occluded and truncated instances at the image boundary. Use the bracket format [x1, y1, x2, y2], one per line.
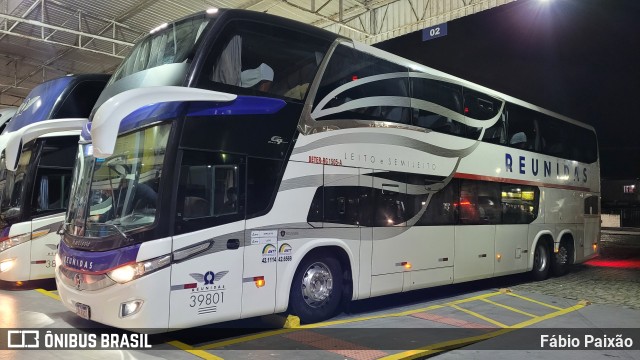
[189, 271, 228, 285]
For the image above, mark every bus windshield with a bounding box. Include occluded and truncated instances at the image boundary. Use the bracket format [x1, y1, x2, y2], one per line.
[0, 149, 32, 221]
[109, 15, 210, 85]
[66, 123, 171, 238]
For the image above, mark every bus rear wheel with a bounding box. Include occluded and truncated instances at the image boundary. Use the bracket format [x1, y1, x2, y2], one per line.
[289, 254, 343, 324]
[531, 241, 551, 281]
[552, 240, 573, 276]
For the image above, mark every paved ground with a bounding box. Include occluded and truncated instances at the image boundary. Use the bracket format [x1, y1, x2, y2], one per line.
[511, 230, 640, 310]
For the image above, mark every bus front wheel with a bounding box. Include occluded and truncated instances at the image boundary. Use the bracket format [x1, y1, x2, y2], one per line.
[289, 253, 343, 324]
[531, 242, 551, 281]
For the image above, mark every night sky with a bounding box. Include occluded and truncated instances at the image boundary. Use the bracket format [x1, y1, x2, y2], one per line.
[376, 0, 640, 179]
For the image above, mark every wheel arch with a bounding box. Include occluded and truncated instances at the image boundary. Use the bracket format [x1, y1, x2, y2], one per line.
[529, 231, 554, 271]
[275, 239, 357, 313]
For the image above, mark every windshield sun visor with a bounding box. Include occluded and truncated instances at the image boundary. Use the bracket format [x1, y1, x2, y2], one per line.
[90, 86, 237, 158]
[4, 118, 87, 172]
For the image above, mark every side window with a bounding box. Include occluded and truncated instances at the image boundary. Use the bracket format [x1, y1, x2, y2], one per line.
[458, 180, 501, 225]
[483, 107, 508, 145]
[374, 184, 406, 226]
[246, 157, 282, 218]
[411, 77, 466, 136]
[53, 80, 106, 119]
[203, 21, 331, 101]
[416, 179, 458, 226]
[307, 186, 363, 227]
[584, 195, 599, 215]
[464, 88, 502, 141]
[539, 116, 570, 159]
[32, 171, 71, 213]
[500, 184, 539, 224]
[463, 88, 501, 120]
[176, 151, 244, 234]
[313, 44, 411, 123]
[506, 103, 539, 151]
[576, 127, 598, 164]
[31, 138, 76, 213]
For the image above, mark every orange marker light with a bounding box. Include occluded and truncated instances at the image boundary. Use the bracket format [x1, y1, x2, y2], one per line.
[496, 254, 502, 261]
[593, 243, 597, 252]
[401, 261, 412, 269]
[254, 276, 265, 288]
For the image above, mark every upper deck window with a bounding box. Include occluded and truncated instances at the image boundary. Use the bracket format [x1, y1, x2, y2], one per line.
[201, 21, 331, 101]
[109, 16, 210, 84]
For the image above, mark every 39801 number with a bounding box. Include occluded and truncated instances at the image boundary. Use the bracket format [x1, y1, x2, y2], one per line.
[189, 292, 224, 307]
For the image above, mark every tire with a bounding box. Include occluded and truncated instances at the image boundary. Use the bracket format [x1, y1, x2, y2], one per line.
[531, 241, 551, 281]
[289, 253, 343, 324]
[552, 240, 573, 276]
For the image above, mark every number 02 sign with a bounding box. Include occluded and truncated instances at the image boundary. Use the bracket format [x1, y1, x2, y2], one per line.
[422, 23, 447, 41]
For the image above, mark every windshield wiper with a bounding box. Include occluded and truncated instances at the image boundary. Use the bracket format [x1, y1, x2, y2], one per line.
[86, 222, 132, 243]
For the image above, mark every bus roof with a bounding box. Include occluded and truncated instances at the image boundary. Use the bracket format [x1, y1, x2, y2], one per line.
[6, 74, 109, 134]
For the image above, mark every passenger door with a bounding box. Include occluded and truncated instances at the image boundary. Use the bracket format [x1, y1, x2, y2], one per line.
[169, 151, 246, 328]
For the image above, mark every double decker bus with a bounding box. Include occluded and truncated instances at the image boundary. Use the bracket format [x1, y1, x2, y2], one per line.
[0, 74, 108, 287]
[56, 9, 599, 329]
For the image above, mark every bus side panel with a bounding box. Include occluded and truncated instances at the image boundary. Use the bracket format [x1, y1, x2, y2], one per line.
[241, 226, 277, 319]
[358, 226, 373, 300]
[29, 215, 64, 280]
[453, 225, 495, 283]
[544, 187, 583, 225]
[169, 222, 245, 328]
[494, 224, 528, 276]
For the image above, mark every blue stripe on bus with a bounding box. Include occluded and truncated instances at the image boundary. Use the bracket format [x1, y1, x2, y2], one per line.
[110, 96, 286, 135]
[185, 96, 286, 117]
[81, 122, 91, 141]
[58, 240, 141, 274]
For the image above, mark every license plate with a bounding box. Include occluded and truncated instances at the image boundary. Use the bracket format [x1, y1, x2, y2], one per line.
[75, 303, 91, 320]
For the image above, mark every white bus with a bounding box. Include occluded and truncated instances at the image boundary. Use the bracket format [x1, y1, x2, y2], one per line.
[0, 107, 18, 134]
[0, 75, 108, 287]
[56, 9, 600, 330]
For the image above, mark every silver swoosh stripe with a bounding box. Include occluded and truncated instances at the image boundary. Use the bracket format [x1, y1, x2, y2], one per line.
[279, 174, 324, 192]
[292, 133, 480, 158]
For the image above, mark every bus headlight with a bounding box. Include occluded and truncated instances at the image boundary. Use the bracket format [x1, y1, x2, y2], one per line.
[120, 300, 144, 318]
[107, 255, 171, 284]
[0, 233, 31, 252]
[0, 259, 15, 273]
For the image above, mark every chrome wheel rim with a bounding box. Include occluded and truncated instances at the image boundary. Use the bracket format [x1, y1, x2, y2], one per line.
[301, 262, 333, 308]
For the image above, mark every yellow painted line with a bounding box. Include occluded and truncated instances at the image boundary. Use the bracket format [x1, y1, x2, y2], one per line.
[509, 304, 585, 329]
[197, 291, 501, 350]
[196, 329, 298, 350]
[507, 292, 563, 311]
[480, 298, 536, 318]
[168, 340, 225, 360]
[449, 304, 508, 328]
[380, 328, 513, 360]
[382, 303, 586, 360]
[35, 288, 60, 301]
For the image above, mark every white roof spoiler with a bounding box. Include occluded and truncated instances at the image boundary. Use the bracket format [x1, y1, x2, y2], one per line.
[4, 118, 87, 171]
[91, 86, 237, 159]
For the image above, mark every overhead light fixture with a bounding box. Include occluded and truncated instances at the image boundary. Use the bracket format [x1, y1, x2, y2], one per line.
[206, 8, 219, 14]
[149, 23, 168, 34]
